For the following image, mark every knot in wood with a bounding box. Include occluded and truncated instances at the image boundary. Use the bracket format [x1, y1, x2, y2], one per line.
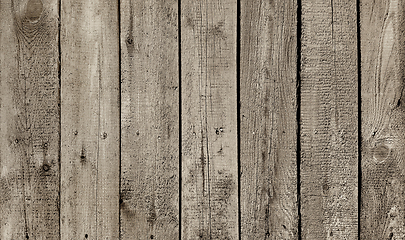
[102, 132, 108, 139]
[26, 0, 43, 22]
[372, 144, 390, 163]
[42, 164, 50, 172]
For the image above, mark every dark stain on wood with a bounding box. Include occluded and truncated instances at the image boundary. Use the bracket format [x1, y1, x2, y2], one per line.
[209, 21, 226, 40]
[147, 198, 157, 225]
[186, 16, 194, 29]
[126, 2, 134, 55]
[80, 146, 86, 163]
[119, 201, 136, 218]
[322, 181, 329, 195]
[119, 187, 136, 218]
[195, 228, 209, 240]
[0, 179, 12, 203]
[210, 173, 236, 239]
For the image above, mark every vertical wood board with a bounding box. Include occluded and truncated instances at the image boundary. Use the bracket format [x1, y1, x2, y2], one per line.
[120, 0, 180, 239]
[360, 0, 405, 238]
[240, 0, 299, 239]
[181, 0, 238, 239]
[60, 0, 120, 238]
[0, 0, 60, 238]
[300, 0, 358, 239]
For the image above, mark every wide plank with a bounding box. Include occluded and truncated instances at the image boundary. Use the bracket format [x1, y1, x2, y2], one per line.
[181, 0, 238, 239]
[300, 0, 358, 239]
[0, 0, 60, 238]
[240, 0, 299, 239]
[60, 0, 120, 238]
[360, 0, 405, 238]
[120, 0, 180, 239]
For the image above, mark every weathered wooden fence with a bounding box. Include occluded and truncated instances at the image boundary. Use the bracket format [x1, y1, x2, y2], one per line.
[0, 0, 401, 239]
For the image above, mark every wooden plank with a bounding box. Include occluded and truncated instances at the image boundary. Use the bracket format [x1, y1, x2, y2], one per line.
[120, 0, 179, 239]
[300, 0, 358, 239]
[360, 0, 405, 239]
[0, 0, 60, 238]
[60, 0, 120, 238]
[240, 0, 298, 239]
[181, 0, 238, 239]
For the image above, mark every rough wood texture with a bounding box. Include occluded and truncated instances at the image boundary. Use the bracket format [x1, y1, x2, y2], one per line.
[181, 0, 238, 239]
[0, 0, 60, 239]
[300, 0, 358, 239]
[60, 0, 120, 238]
[360, 0, 405, 239]
[240, 0, 298, 239]
[5, 1, 405, 239]
[120, 0, 179, 239]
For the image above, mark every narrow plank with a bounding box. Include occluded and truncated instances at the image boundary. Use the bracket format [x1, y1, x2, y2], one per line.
[0, 0, 60, 238]
[60, 0, 120, 238]
[181, 0, 238, 239]
[120, 0, 179, 239]
[360, 0, 405, 238]
[240, 0, 298, 239]
[300, 0, 358, 239]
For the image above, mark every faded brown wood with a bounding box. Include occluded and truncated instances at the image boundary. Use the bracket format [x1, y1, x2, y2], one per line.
[0, 0, 60, 239]
[300, 0, 358, 239]
[120, 0, 179, 239]
[181, 1, 238, 239]
[60, 0, 120, 239]
[240, 0, 298, 239]
[360, 0, 405, 239]
[4, 1, 404, 239]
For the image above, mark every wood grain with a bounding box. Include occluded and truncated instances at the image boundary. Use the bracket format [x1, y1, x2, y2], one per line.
[360, 0, 405, 239]
[120, 0, 179, 239]
[3, 1, 404, 239]
[0, 0, 60, 238]
[181, 0, 238, 239]
[300, 0, 358, 239]
[60, 0, 120, 239]
[240, 0, 298, 239]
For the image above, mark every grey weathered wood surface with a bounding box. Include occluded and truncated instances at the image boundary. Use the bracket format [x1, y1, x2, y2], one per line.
[360, 0, 405, 239]
[120, 0, 179, 239]
[181, 0, 238, 239]
[240, 0, 299, 239]
[60, 0, 120, 238]
[300, 0, 358, 239]
[0, 0, 60, 238]
[1, 0, 404, 239]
